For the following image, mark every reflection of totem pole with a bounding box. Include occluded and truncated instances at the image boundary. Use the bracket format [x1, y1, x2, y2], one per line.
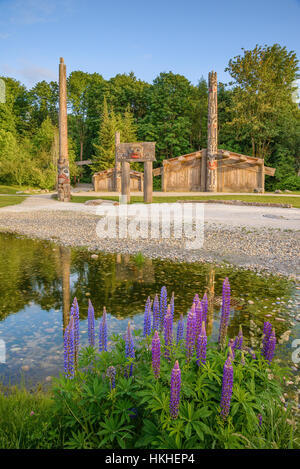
[60, 246, 71, 331]
[207, 71, 218, 192]
[58, 58, 71, 202]
[206, 267, 215, 336]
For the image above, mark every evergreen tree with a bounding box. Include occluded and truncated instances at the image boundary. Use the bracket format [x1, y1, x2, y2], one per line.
[91, 97, 117, 171]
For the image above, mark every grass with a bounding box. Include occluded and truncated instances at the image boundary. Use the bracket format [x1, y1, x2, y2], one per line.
[0, 385, 56, 449]
[71, 194, 300, 208]
[0, 196, 27, 208]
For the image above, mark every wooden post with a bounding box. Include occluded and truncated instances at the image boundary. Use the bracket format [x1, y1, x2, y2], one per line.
[207, 71, 218, 192]
[58, 57, 71, 202]
[121, 161, 130, 203]
[200, 149, 207, 191]
[114, 132, 120, 191]
[144, 161, 153, 203]
[258, 161, 265, 193]
[162, 161, 167, 192]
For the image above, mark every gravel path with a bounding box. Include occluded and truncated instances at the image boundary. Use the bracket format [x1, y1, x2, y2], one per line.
[0, 196, 299, 280]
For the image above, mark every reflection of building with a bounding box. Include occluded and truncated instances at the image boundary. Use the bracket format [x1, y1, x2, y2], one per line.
[115, 254, 155, 284]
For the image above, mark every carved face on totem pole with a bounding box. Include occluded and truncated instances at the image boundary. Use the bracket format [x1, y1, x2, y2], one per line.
[129, 143, 143, 159]
[58, 159, 70, 185]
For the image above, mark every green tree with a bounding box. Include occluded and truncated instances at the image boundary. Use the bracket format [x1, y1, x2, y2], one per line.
[91, 97, 117, 171]
[225, 44, 299, 160]
[139, 72, 194, 162]
[28, 80, 58, 129]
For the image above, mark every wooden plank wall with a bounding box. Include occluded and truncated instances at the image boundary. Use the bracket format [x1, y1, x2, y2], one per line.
[217, 160, 259, 192]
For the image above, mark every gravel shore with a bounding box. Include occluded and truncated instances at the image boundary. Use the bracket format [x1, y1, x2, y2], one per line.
[0, 209, 299, 280]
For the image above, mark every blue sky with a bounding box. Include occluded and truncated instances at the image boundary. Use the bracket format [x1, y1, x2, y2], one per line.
[0, 0, 299, 89]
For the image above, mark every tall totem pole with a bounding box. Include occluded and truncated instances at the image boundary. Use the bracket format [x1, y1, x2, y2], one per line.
[57, 57, 71, 202]
[207, 71, 218, 192]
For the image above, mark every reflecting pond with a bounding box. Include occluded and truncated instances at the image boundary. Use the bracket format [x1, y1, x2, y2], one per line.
[0, 232, 298, 387]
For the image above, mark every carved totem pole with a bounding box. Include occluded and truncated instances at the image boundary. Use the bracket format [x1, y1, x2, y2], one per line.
[57, 57, 71, 202]
[207, 71, 218, 192]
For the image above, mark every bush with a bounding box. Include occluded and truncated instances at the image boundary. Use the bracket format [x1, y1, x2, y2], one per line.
[51, 332, 298, 449]
[278, 175, 300, 191]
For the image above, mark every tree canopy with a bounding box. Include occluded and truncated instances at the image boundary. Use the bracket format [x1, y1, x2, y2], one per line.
[0, 43, 299, 190]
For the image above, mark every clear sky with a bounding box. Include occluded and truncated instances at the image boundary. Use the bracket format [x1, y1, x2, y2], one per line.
[0, 0, 299, 89]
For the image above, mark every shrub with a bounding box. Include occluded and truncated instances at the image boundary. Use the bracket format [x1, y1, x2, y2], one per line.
[278, 175, 300, 191]
[51, 282, 299, 450]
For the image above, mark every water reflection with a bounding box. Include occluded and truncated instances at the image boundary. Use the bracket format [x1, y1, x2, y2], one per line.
[0, 233, 297, 386]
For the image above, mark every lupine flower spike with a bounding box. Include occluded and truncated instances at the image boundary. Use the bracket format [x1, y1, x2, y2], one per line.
[176, 314, 184, 344]
[160, 286, 168, 331]
[218, 278, 231, 349]
[106, 366, 116, 391]
[170, 360, 181, 419]
[125, 322, 135, 377]
[143, 296, 151, 337]
[265, 328, 276, 363]
[99, 307, 107, 352]
[195, 300, 203, 337]
[64, 316, 75, 379]
[262, 321, 272, 358]
[152, 331, 161, 379]
[185, 306, 196, 360]
[220, 356, 233, 418]
[196, 321, 207, 366]
[70, 297, 80, 363]
[237, 325, 243, 350]
[152, 294, 160, 332]
[164, 305, 173, 360]
[87, 299, 95, 346]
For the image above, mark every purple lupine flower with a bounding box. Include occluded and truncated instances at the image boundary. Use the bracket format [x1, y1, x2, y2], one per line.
[220, 356, 234, 418]
[218, 278, 231, 348]
[258, 414, 262, 427]
[143, 296, 152, 337]
[164, 305, 173, 360]
[262, 321, 272, 358]
[244, 346, 256, 360]
[228, 339, 235, 360]
[201, 293, 208, 325]
[236, 325, 243, 350]
[170, 292, 175, 318]
[106, 366, 116, 391]
[152, 331, 161, 379]
[193, 293, 199, 306]
[125, 322, 135, 377]
[152, 294, 160, 332]
[196, 321, 207, 366]
[185, 306, 196, 360]
[159, 286, 168, 331]
[176, 314, 184, 344]
[64, 316, 75, 379]
[195, 300, 203, 338]
[70, 297, 80, 362]
[170, 360, 181, 419]
[99, 307, 107, 352]
[265, 328, 276, 363]
[87, 299, 95, 346]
